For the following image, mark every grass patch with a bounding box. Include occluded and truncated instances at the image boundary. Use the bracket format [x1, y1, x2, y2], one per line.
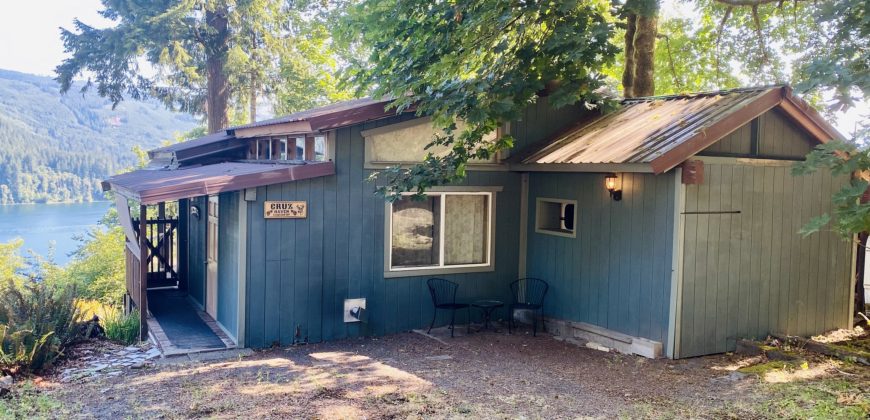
[101, 308, 139, 345]
[760, 378, 870, 419]
[0, 382, 64, 419]
[738, 360, 808, 376]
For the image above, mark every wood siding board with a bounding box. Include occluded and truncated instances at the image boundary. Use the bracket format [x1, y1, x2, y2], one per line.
[714, 166, 731, 353]
[818, 171, 832, 331]
[247, 189, 267, 347]
[778, 168, 794, 333]
[278, 182, 296, 345]
[309, 177, 325, 342]
[787, 170, 802, 334]
[694, 174, 711, 356]
[767, 167, 789, 332]
[808, 169, 822, 334]
[759, 165, 775, 338]
[263, 184, 283, 345]
[335, 127, 351, 339]
[747, 167, 762, 339]
[294, 180, 311, 342]
[727, 167, 743, 349]
[797, 172, 812, 335]
[705, 165, 722, 354]
[680, 183, 697, 356]
[322, 152, 338, 341]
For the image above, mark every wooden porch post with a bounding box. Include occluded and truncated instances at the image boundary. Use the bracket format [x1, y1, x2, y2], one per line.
[139, 204, 149, 342]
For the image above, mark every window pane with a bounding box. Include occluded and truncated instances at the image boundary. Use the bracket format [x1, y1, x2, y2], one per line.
[314, 135, 326, 161]
[444, 194, 488, 265]
[391, 196, 441, 268]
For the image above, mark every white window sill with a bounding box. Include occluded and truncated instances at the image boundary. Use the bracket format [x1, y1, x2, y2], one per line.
[384, 264, 495, 279]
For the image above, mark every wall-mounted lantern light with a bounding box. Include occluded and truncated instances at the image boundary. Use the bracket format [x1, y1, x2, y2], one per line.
[605, 174, 622, 201]
[190, 205, 201, 219]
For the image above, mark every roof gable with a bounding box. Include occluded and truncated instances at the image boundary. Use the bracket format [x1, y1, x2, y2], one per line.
[519, 86, 842, 173]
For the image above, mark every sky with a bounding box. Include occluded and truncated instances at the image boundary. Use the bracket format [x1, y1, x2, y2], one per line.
[0, 0, 111, 77]
[0, 0, 865, 136]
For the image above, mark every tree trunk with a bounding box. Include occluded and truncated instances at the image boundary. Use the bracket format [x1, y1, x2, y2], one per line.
[631, 14, 657, 97]
[205, 9, 230, 134]
[621, 0, 659, 98]
[622, 13, 637, 98]
[249, 77, 258, 124]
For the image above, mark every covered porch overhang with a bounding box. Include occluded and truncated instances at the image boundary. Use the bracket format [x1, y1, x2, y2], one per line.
[102, 161, 335, 349]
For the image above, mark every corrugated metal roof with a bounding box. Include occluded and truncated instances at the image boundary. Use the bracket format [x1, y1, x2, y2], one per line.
[521, 86, 781, 168]
[150, 132, 233, 154]
[230, 97, 392, 130]
[104, 161, 334, 205]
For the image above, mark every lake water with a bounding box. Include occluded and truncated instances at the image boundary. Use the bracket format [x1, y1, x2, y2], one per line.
[0, 202, 112, 265]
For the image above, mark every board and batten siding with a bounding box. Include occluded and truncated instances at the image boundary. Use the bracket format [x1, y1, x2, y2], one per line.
[676, 160, 851, 358]
[241, 97, 591, 348]
[701, 109, 815, 159]
[525, 172, 677, 353]
[243, 116, 525, 348]
[216, 191, 240, 338]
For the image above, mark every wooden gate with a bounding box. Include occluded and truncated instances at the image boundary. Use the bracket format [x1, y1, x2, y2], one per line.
[133, 217, 180, 289]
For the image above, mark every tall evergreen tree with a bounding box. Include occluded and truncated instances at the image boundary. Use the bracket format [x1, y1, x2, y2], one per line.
[56, 0, 336, 132]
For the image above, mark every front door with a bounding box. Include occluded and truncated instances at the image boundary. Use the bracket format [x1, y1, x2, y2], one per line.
[206, 195, 219, 318]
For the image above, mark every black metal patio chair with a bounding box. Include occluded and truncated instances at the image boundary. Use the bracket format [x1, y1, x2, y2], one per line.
[508, 278, 549, 336]
[426, 278, 470, 338]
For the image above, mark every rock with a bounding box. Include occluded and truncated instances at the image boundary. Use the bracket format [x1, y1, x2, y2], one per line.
[585, 342, 611, 352]
[131, 361, 147, 369]
[728, 371, 749, 381]
[145, 349, 161, 359]
[91, 363, 109, 371]
[0, 375, 13, 389]
[125, 346, 139, 351]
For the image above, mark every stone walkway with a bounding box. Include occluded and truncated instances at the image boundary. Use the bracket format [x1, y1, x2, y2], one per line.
[58, 345, 161, 383]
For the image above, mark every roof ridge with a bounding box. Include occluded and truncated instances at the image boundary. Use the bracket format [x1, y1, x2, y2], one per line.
[622, 85, 786, 103]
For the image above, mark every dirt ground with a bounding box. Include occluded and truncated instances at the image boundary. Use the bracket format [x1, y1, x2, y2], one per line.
[15, 327, 870, 419]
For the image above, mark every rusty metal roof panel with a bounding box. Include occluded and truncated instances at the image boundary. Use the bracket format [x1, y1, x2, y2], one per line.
[104, 161, 335, 205]
[521, 87, 781, 166]
[229, 97, 394, 131]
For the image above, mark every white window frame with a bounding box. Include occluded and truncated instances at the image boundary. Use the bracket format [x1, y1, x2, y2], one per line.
[384, 188, 498, 278]
[535, 197, 577, 238]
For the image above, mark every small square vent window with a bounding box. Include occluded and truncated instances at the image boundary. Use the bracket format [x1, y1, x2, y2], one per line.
[535, 198, 577, 238]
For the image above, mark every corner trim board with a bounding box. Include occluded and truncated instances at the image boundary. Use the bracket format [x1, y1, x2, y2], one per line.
[667, 168, 686, 359]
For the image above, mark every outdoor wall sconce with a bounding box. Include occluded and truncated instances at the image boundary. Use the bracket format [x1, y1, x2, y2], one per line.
[190, 205, 201, 219]
[605, 174, 622, 201]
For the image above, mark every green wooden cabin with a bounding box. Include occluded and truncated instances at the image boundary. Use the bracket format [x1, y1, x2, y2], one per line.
[104, 86, 854, 358]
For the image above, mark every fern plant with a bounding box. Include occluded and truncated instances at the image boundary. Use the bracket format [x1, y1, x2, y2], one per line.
[0, 279, 82, 374]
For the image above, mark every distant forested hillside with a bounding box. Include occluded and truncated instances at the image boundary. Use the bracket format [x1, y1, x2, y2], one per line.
[0, 69, 199, 204]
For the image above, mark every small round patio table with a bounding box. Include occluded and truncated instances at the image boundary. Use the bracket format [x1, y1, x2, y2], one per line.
[472, 300, 504, 331]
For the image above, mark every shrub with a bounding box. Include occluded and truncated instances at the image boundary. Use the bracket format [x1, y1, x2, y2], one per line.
[102, 308, 140, 345]
[0, 280, 82, 374]
[63, 224, 126, 305]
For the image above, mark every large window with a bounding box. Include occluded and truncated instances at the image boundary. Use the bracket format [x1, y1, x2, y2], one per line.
[388, 191, 493, 274]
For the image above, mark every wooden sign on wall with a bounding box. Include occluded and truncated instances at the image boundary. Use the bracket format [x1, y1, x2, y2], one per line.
[264, 201, 307, 219]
